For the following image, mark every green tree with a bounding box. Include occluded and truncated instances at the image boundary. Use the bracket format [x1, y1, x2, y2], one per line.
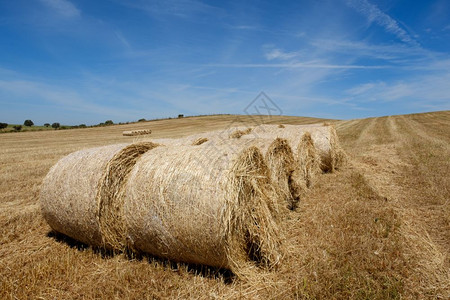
[105, 120, 114, 126]
[44, 123, 50, 127]
[24, 119, 34, 127]
[51, 122, 60, 130]
[0, 122, 7, 129]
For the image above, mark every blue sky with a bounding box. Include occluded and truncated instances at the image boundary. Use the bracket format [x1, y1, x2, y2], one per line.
[1, 0, 449, 125]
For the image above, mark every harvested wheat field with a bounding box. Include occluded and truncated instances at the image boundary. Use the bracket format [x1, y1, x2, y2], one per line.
[1, 112, 449, 299]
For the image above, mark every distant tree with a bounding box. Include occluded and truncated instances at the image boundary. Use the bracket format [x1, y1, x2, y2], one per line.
[0, 122, 7, 129]
[44, 123, 50, 127]
[79, 124, 87, 128]
[138, 118, 146, 122]
[13, 125, 22, 131]
[24, 119, 34, 127]
[178, 114, 184, 118]
[51, 122, 60, 130]
[105, 120, 114, 126]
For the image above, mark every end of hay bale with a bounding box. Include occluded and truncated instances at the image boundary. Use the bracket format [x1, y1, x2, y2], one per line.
[229, 128, 252, 139]
[326, 125, 346, 172]
[265, 138, 305, 211]
[278, 124, 285, 128]
[297, 132, 321, 188]
[97, 142, 159, 251]
[225, 146, 283, 273]
[192, 137, 208, 146]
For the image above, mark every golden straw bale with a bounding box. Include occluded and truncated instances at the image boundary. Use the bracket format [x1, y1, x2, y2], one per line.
[249, 124, 345, 172]
[297, 132, 321, 188]
[122, 129, 152, 136]
[148, 134, 306, 211]
[40, 143, 157, 248]
[97, 142, 159, 250]
[40, 144, 128, 246]
[123, 143, 283, 274]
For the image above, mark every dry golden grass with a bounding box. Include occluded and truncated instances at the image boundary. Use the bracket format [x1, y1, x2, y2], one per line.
[1, 112, 449, 299]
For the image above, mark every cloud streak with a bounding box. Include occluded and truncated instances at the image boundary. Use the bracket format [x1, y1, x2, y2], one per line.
[39, 0, 81, 18]
[204, 63, 390, 69]
[345, 0, 418, 46]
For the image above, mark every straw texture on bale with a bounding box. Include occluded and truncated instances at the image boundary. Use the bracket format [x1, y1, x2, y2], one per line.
[147, 134, 305, 211]
[40, 144, 129, 246]
[97, 142, 159, 250]
[265, 138, 305, 210]
[123, 143, 283, 273]
[229, 127, 252, 139]
[40, 143, 157, 248]
[192, 137, 208, 145]
[123, 129, 152, 136]
[297, 132, 321, 188]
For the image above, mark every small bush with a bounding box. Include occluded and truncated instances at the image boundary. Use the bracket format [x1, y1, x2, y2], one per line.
[24, 120, 34, 127]
[13, 125, 22, 131]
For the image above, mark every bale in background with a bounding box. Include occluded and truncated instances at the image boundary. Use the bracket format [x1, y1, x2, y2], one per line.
[249, 124, 345, 172]
[123, 129, 152, 136]
[40, 143, 157, 248]
[123, 143, 283, 274]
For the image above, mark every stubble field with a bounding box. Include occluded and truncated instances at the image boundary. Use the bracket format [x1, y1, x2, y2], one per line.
[0, 112, 449, 299]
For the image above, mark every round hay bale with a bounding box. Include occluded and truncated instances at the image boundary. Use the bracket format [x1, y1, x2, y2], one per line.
[123, 143, 283, 274]
[147, 134, 305, 211]
[265, 138, 306, 210]
[40, 143, 157, 247]
[97, 142, 159, 250]
[297, 132, 321, 188]
[249, 124, 345, 172]
[40, 144, 128, 246]
[122, 129, 152, 136]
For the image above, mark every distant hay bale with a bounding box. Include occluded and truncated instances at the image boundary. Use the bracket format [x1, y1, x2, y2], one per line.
[40, 143, 157, 248]
[297, 132, 321, 188]
[249, 124, 345, 172]
[124, 143, 283, 273]
[97, 142, 159, 250]
[191, 137, 208, 145]
[123, 129, 152, 136]
[229, 127, 252, 139]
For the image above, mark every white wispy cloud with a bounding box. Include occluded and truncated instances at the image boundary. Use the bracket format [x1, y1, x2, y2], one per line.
[345, 0, 418, 46]
[205, 63, 389, 69]
[264, 48, 300, 61]
[345, 72, 450, 104]
[114, 0, 221, 18]
[39, 0, 81, 18]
